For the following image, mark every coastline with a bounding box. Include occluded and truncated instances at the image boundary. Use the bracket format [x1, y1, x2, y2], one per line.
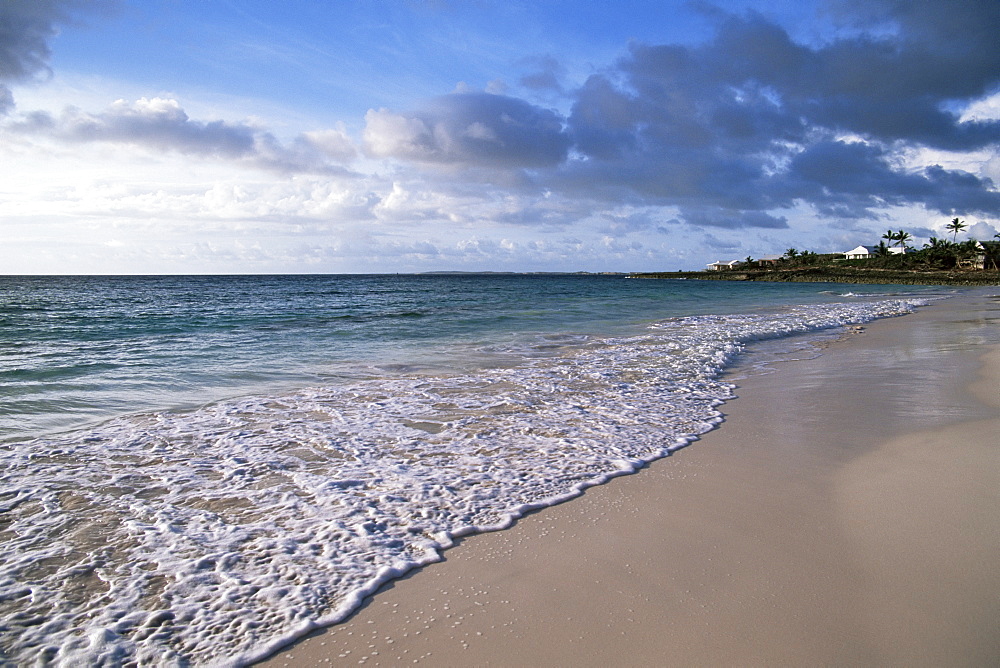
[630, 267, 1000, 285]
[257, 289, 1000, 667]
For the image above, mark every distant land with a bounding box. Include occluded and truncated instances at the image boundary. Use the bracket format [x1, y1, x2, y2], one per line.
[420, 271, 627, 276]
[416, 266, 1000, 285]
[629, 266, 1000, 286]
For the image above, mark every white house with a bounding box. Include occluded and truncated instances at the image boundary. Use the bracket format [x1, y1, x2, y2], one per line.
[844, 245, 876, 259]
[843, 245, 907, 259]
[706, 260, 743, 271]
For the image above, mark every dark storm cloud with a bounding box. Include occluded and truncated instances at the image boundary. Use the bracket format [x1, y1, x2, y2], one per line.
[833, 0, 1000, 100]
[704, 4, 1000, 151]
[0, 0, 63, 114]
[920, 165, 1000, 215]
[0, 0, 70, 81]
[680, 208, 789, 229]
[787, 140, 1000, 217]
[689, 1, 1000, 151]
[0, 0, 116, 114]
[364, 92, 570, 168]
[556, 0, 1000, 223]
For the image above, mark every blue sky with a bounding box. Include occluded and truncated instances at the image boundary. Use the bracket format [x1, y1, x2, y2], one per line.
[2, 0, 998, 274]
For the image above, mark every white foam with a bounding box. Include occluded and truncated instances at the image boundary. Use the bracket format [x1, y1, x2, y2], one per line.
[0, 298, 928, 665]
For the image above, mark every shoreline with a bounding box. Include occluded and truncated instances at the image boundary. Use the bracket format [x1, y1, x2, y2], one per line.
[258, 290, 1000, 666]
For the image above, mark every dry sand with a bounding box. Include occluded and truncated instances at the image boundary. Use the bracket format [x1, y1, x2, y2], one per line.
[258, 290, 1000, 667]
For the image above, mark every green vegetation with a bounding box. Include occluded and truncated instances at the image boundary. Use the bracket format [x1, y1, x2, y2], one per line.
[882, 229, 912, 249]
[632, 224, 1000, 285]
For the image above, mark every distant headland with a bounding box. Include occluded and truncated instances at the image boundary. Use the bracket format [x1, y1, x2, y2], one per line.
[634, 230, 1000, 285]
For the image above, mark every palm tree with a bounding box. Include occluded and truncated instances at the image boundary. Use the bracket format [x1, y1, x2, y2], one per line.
[744, 256, 755, 267]
[785, 248, 798, 260]
[945, 217, 967, 242]
[894, 230, 912, 248]
[882, 229, 898, 246]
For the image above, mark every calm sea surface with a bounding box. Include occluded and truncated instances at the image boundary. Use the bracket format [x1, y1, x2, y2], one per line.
[0, 275, 947, 665]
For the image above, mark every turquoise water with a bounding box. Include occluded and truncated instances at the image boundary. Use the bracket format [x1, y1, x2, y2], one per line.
[0, 274, 945, 441]
[0, 275, 945, 665]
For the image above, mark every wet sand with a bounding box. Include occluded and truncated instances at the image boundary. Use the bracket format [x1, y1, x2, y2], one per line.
[258, 290, 1000, 667]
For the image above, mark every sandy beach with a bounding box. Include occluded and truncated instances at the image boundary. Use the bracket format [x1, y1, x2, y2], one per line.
[258, 290, 1000, 667]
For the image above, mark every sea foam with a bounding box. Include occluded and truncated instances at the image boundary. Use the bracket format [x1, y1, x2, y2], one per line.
[0, 298, 926, 666]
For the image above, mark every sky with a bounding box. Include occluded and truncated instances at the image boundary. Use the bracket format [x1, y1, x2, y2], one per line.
[1, 0, 999, 274]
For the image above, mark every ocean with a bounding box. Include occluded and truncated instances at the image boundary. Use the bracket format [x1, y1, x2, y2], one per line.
[0, 274, 947, 666]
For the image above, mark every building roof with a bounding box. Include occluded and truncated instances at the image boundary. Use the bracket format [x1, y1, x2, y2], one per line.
[844, 245, 877, 255]
[843, 244, 907, 256]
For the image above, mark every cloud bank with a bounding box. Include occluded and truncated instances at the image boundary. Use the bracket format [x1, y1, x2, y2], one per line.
[359, 0, 1000, 228]
[6, 0, 998, 221]
[563, 0, 1000, 225]
[11, 96, 357, 174]
[364, 93, 570, 168]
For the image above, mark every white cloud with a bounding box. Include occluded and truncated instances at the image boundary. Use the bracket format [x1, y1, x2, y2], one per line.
[968, 220, 999, 240]
[463, 121, 498, 142]
[362, 108, 435, 161]
[960, 92, 1000, 123]
[302, 126, 357, 162]
[3, 95, 361, 175]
